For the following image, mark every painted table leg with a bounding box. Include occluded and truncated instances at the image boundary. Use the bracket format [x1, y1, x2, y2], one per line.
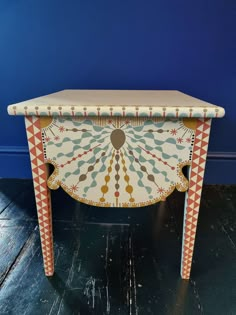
[25, 116, 54, 276]
[181, 118, 212, 279]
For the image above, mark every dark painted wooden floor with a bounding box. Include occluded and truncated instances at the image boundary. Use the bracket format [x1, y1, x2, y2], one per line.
[0, 180, 236, 315]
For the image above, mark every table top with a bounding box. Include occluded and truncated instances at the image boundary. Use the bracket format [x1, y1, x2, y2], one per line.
[8, 90, 225, 118]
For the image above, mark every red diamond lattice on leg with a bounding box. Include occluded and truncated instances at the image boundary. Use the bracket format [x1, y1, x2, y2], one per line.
[181, 118, 211, 279]
[25, 116, 54, 276]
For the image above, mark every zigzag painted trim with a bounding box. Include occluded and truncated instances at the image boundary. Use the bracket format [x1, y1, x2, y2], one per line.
[25, 116, 54, 276]
[181, 118, 212, 279]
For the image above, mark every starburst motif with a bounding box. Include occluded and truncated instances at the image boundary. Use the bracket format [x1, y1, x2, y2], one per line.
[170, 129, 177, 136]
[54, 136, 60, 141]
[59, 126, 65, 132]
[157, 187, 165, 194]
[186, 138, 191, 143]
[70, 184, 78, 192]
[45, 136, 51, 142]
[177, 137, 183, 144]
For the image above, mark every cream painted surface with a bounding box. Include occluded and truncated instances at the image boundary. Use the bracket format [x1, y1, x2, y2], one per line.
[8, 90, 225, 118]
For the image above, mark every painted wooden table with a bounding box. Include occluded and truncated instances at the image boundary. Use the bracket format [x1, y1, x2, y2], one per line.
[8, 90, 225, 279]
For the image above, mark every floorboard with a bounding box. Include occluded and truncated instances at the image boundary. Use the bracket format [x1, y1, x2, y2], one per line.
[0, 179, 235, 314]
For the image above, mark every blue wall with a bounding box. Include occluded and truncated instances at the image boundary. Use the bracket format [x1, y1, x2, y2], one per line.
[0, 0, 236, 182]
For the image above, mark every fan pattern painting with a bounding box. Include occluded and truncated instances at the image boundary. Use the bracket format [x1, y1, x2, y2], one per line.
[40, 116, 197, 207]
